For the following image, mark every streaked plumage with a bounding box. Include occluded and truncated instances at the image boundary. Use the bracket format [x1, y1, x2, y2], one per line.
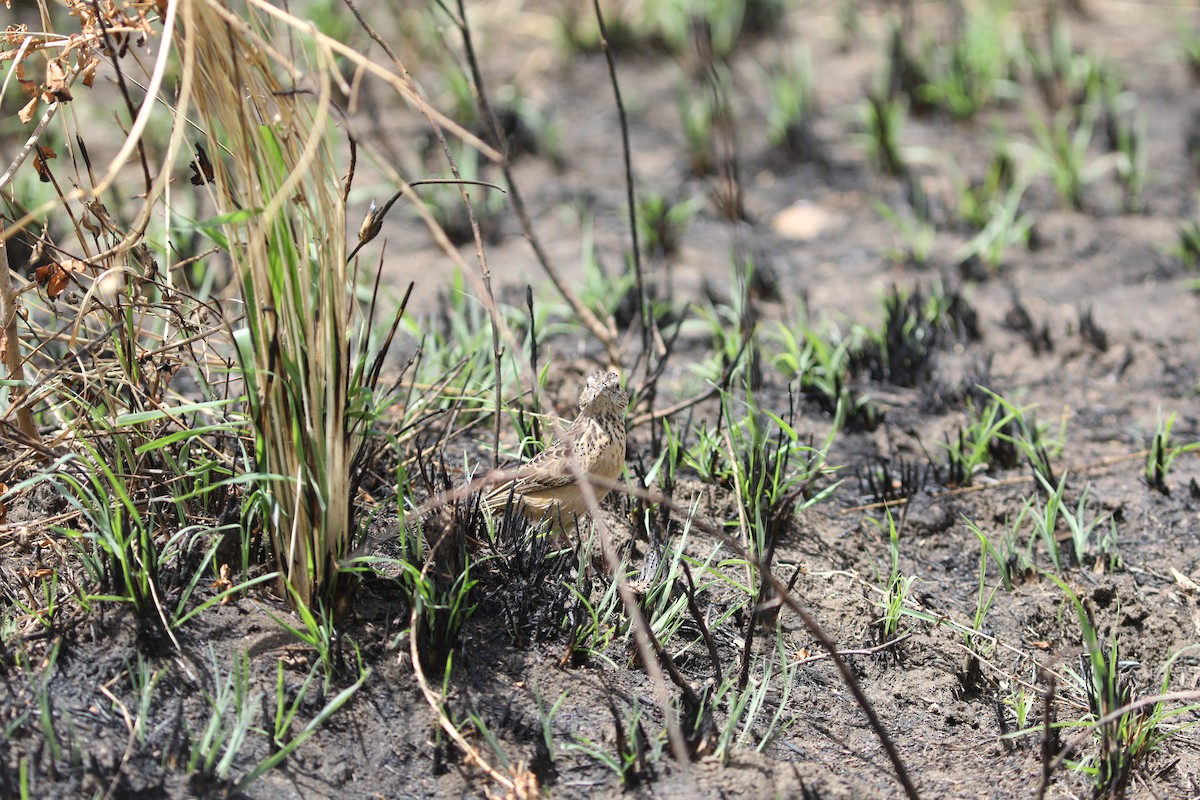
[482, 370, 629, 530]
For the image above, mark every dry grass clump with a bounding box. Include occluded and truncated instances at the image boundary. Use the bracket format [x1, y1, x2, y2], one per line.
[186, 1, 360, 609]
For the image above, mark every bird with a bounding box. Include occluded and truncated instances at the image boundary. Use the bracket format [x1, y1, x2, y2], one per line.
[482, 370, 629, 531]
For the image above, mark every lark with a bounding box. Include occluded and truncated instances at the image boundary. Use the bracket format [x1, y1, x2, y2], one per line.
[483, 370, 629, 530]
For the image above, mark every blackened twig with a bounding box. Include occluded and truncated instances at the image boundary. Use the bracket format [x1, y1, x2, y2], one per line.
[592, 0, 649, 362]
[681, 562, 723, 687]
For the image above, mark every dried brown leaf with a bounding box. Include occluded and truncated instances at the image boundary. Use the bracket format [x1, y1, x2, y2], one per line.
[46, 270, 70, 300]
[34, 258, 80, 300]
[84, 200, 115, 236]
[33, 263, 55, 288]
[79, 52, 99, 87]
[4, 24, 27, 46]
[32, 146, 55, 182]
[17, 95, 37, 124]
[44, 57, 72, 102]
[211, 563, 233, 603]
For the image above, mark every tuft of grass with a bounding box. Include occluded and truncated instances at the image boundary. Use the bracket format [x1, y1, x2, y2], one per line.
[1182, 23, 1200, 82]
[711, 628, 797, 762]
[955, 176, 1032, 275]
[1014, 471, 1118, 576]
[636, 192, 702, 259]
[187, 648, 261, 784]
[1050, 578, 1200, 797]
[875, 194, 936, 268]
[187, 3, 399, 611]
[236, 647, 368, 793]
[954, 144, 1017, 229]
[914, 0, 1020, 119]
[1144, 412, 1200, 496]
[769, 320, 882, 433]
[980, 388, 1062, 485]
[557, 4, 641, 54]
[939, 394, 1019, 488]
[1026, 13, 1082, 111]
[851, 284, 980, 389]
[1109, 107, 1147, 213]
[388, 457, 481, 676]
[680, 84, 718, 177]
[1172, 221, 1200, 271]
[967, 515, 1027, 591]
[861, 90, 908, 177]
[1016, 82, 1122, 211]
[871, 511, 916, 650]
[763, 46, 821, 161]
[571, 218, 641, 328]
[648, 0, 777, 60]
[721, 385, 837, 545]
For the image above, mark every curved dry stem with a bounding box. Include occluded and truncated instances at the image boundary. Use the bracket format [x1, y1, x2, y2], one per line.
[407, 533, 515, 794]
[451, 0, 620, 368]
[565, 451, 693, 766]
[243, 0, 499, 163]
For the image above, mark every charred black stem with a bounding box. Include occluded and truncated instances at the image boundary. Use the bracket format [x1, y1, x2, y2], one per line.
[592, 0, 650, 362]
[1036, 671, 1058, 800]
[681, 562, 723, 686]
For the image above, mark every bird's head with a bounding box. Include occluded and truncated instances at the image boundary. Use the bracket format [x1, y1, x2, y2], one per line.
[579, 370, 629, 415]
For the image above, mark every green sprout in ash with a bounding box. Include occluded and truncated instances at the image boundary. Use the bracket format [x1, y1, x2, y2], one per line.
[764, 45, 822, 162]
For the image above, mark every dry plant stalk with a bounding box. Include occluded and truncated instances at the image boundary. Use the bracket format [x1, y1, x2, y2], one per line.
[185, 0, 354, 608]
[0, 220, 40, 446]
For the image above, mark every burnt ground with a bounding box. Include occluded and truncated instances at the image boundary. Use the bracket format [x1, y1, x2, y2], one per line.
[4, 1, 1200, 798]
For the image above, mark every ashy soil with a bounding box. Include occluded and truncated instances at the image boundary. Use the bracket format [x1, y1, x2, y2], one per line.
[4, 1, 1200, 799]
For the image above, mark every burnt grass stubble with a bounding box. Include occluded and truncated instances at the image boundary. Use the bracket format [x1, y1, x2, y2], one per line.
[4, 2, 1200, 799]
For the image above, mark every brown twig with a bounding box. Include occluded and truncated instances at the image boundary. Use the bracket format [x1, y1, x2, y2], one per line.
[448, 1, 620, 368]
[791, 632, 914, 666]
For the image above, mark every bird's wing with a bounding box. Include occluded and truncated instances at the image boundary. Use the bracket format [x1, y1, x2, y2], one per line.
[482, 437, 577, 507]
